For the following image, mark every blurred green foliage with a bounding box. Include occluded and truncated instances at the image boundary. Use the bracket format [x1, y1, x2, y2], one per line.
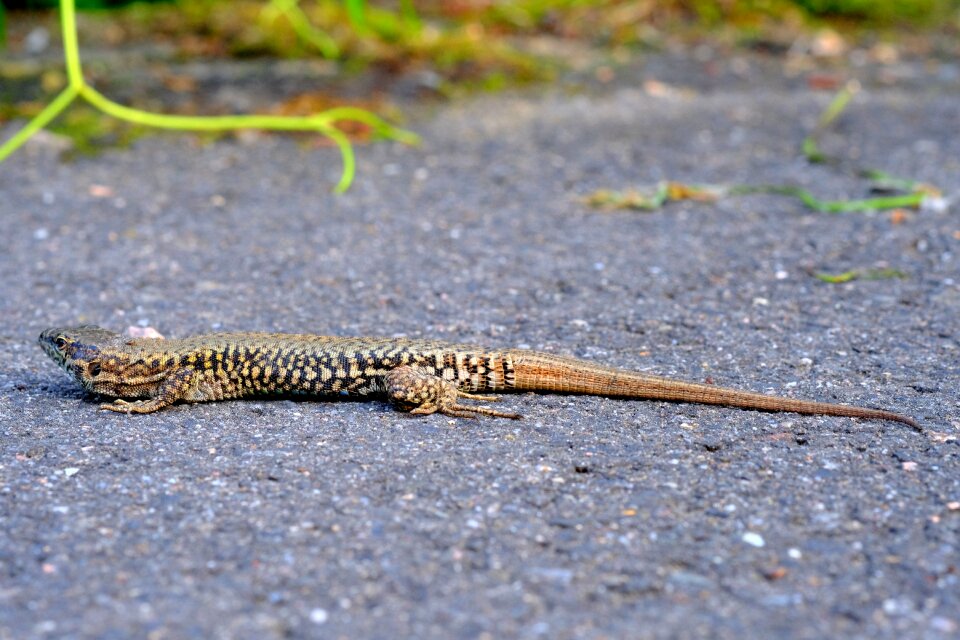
[2, 0, 955, 177]
[2, 1, 170, 7]
[3, 1, 957, 65]
[792, 0, 958, 22]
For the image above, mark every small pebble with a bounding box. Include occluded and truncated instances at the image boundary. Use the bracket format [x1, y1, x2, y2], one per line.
[309, 608, 328, 624]
[88, 184, 115, 198]
[126, 326, 165, 339]
[930, 616, 957, 633]
[742, 532, 765, 548]
[25, 27, 51, 54]
[34, 621, 57, 634]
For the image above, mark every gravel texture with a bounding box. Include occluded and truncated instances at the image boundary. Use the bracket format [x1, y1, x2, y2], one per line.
[1, 51, 959, 639]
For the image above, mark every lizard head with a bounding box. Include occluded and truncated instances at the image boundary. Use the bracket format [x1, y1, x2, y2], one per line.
[38, 325, 129, 394]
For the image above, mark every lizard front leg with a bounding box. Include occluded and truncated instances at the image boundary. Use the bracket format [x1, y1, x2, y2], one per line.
[100, 367, 197, 414]
[385, 365, 521, 419]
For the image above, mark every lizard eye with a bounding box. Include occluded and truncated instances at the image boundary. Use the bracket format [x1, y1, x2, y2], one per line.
[55, 336, 67, 349]
[88, 362, 101, 377]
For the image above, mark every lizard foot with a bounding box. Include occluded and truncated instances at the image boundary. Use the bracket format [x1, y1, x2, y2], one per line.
[386, 365, 520, 419]
[99, 398, 166, 414]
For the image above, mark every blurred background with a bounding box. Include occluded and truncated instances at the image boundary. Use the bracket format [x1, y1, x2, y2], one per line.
[2, 0, 958, 155]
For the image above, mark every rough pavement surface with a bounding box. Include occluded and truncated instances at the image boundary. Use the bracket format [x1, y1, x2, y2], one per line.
[1, 53, 958, 639]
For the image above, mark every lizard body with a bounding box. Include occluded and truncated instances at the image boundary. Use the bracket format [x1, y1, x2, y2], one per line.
[38, 326, 919, 429]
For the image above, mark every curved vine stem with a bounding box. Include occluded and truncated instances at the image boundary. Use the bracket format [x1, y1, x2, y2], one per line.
[0, 0, 418, 192]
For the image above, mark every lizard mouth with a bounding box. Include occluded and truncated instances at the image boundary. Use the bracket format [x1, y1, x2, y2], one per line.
[38, 331, 71, 373]
[39, 336, 64, 364]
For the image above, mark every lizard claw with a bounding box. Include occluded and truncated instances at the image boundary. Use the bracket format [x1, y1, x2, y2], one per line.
[444, 405, 521, 420]
[457, 391, 503, 402]
[100, 399, 135, 413]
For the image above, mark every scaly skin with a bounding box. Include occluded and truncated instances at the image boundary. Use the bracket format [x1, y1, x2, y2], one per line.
[38, 325, 920, 429]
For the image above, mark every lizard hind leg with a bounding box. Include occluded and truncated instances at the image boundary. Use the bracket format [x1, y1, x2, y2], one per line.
[385, 365, 521, 419]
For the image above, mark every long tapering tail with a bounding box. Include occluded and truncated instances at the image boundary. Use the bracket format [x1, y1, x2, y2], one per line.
[506, 351, 920, 430]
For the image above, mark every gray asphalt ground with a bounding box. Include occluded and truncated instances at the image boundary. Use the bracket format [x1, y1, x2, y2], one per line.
[1, 50, 959, 639]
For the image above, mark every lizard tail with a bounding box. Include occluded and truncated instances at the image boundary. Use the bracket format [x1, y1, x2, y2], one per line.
[507, 351, 920, 430]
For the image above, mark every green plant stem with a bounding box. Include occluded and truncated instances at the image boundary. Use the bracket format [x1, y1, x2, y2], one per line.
[817, 81, 858, 129]
[803, 81, 859, 164]
[731, 185, 925, 213]
[323, 127, 354, 193]
[0, 85, 80, 162]
[314, 106, 420, 144]
[82, 84, 368, 190]
[815, 270, 861, 283]
[345, 0, 368, 33]
[801, 136, 826, 164]
[263, 0, 339, 59]
[0, 0, 419, 192]
[861, 169, 922, 192]
[61, 0, 84, 88]
[815, 268, 907, 283]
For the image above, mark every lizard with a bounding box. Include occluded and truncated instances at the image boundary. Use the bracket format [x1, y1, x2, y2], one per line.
[37, 325, 920, 430]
